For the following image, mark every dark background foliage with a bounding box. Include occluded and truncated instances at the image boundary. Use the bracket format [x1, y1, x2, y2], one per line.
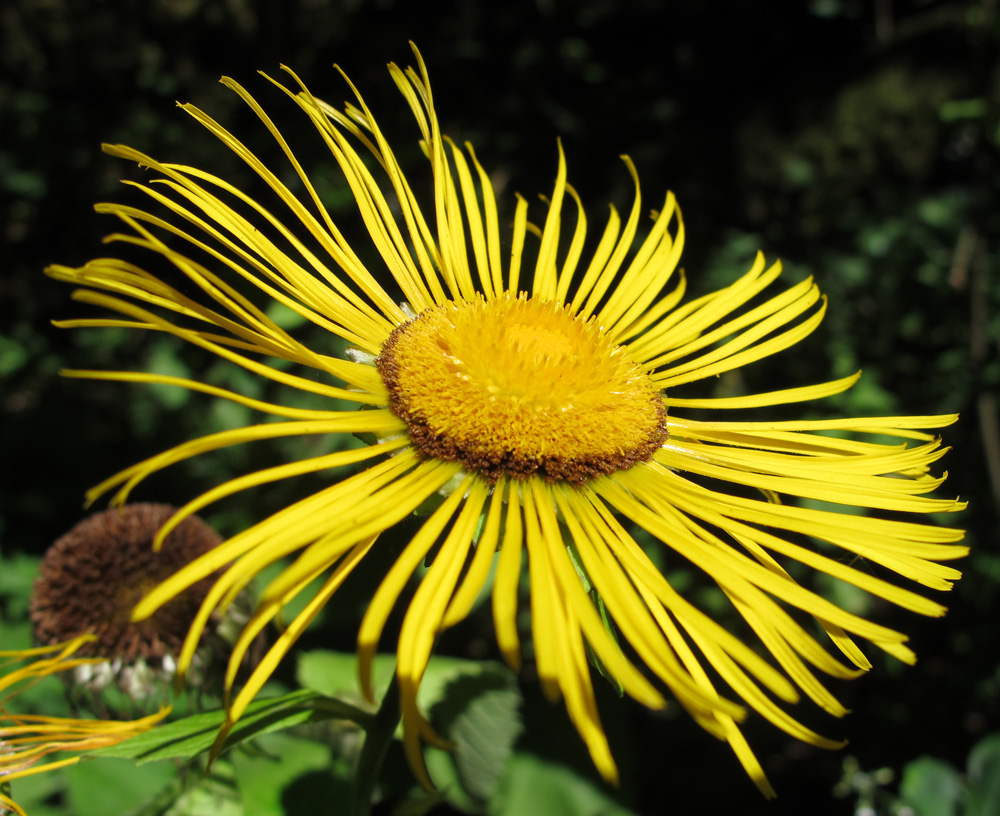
[2, 0, 998, 814]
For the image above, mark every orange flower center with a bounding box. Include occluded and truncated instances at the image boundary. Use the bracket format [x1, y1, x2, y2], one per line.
[377, 294, 667, 482]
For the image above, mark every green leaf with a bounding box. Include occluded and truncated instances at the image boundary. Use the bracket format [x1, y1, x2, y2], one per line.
[0, 336, 29, 376]
[146, 340, 192, 409]
[489, 753, 638, 816]
[297, 649, 397, 704]
[393, 788, 448, 816]
[899, 756, 964, 816]
[208, 397, 253, 434]
[967, 733, 1000, 816]
[4, 765, 66, 816]
[88, 689, 372, 765]
[351, 671, 401, 816]
[425, 662, 523, 812]
[426, 750, 483, 815]
[232, 732, 346, 816]
[0, 551, 41, 613]
[264, 300, 308, 331]
[938, 98, 987, 122]
[63, 757, 176, 816]
[297, 650, 514, 715]
[416, 657, 509, 712]
[584, 592, 624, 698]
[163, 760, 243, 816]
[298, 652, 523, 814]
[564, 543, 624, 696]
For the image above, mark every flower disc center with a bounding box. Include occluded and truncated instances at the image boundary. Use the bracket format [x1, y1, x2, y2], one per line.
[377, 295, 667, 482]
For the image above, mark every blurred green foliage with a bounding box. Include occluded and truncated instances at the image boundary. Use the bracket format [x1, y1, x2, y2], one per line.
[835, 732, 1000, 816]
[2, 0, 999, 814]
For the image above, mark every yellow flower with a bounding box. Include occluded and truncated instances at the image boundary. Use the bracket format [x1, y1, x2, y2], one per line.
[0, 638, 169, 816]
[47, 45, 966, 796]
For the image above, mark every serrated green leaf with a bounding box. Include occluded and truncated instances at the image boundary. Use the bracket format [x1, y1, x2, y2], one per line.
[426, 748, 483, 815]
[426, 662, 522, 811]
[88, 689, 371, 765]
[297, 652, 522, 813]
[899, 756, 964, 816]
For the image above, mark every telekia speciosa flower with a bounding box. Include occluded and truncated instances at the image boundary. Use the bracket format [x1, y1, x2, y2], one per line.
[47, 44, 966, 796]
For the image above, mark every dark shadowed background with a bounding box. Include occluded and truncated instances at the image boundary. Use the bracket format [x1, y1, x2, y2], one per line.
[1, 1, 997, 814]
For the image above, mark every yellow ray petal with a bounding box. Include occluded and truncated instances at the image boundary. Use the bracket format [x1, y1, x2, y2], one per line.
[224, 535, 377, 726]
[493, 480, 525, 670]
[602, 191, 683, 337]
[442, 481, 506, 628]
[576, 157, 642, 321]
[531, 141, 568, 302]
[397, 480, 489, 786]
[527, 480, 665, 709]
[357, 472, 472, 702]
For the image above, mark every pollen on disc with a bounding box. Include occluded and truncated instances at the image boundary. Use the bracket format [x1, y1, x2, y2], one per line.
[377, 293, 667, 483]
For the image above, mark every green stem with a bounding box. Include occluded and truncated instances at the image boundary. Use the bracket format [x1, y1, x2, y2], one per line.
[350, 670, 401, 816]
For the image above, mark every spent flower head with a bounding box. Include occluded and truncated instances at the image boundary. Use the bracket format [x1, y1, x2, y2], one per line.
[46, 44, 966, 795]
[30, 504, 227, 706]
